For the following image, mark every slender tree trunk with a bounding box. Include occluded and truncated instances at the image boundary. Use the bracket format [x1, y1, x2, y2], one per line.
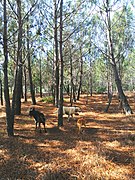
[104, 92, 113, 113]
[53, 0, 59, 107]
[89, 57, 93, 96]
[105, 50, 113, 112]
[27, 18, 36, 105]
[73, 83, 76, 102]
[90, 74, 92, 96]
[88, 48, 93, 96]
[3, 0, 14, 136]
[77, 47, 83, 100]
[24, 66, 27, 102]
[69, 46, 73, 106]
[28, 59, 36, 105]
[58, 0, 63, 127]
[106, 0, 132, 114]
[39, 58, 42, 98]
[14, 0, 23, 115]
[112, 64, 132, 114]
[0, 79, 3, 106]
[52, 50, 55, 105]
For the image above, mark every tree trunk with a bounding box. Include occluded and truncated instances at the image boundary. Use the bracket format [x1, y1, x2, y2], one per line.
[106, 0, 133, 115]
[90, 75, 92, 96]
[14, 0, 23, 115]
[69, 46, 73, 106]
[39, 58, 42, 98]
[104, 92, 113, 113]
[52, 51, 55, 105]
[77, 47, 83, 100]
[27, 18, 36, 105]
[0, 79, 3, 106]
[73, 84, 76, 102]
[58, 0, 63, 127]
[15, 66, 23, 114]
[24, 66, 27, 102]
[53, 0, 59, 107]
[89, 57, 93, 96]
[105, 54, 113, 112]
[112, 64, 133, 114]
[3, 0, 14, 136]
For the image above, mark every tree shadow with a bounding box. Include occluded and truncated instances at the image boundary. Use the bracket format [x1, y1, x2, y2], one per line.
[1, 94, 135, 179]
[104, 148, 134, 165]
[0, 137, 39, 179]
[84, 127, 99, 135]
[40, 168, 74, 180]
[0, 158, 38, 179]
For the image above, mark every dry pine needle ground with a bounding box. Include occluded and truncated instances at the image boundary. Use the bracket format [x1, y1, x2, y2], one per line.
[0, 94, 135, 180]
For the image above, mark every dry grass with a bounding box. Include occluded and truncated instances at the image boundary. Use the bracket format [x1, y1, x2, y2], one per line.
[0, 94, 135, 180]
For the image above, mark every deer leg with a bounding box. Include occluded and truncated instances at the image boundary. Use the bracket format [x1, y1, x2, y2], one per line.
[68, 114, 70, 122]
[43, 123, 47, 133]
[35, 122, 38, 129]
[39, 122, 41, 133]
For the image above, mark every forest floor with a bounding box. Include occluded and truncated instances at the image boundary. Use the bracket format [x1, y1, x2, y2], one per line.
[0, 93, 135, 180]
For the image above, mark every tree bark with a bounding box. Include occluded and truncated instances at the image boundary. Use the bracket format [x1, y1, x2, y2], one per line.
[88, 53, 93, 96]
[0, 79, 3, 106]
[52, 51, 55, 105]
[69, 46, 73, 106]
[24, 66, 27, 102]
[3, 0, 14, 136]
[14, 0, 23, 115]
[112, 64, 133, 114]
[106, 0, 133, 114]
[58, 0, 63, 127]
[77, 47, 83, 100]
[53, 0, 59, 107]
[89, 67, 93, 96]
[104, 92, 113, 113]
[39, 58, 42, 98]
[27, 18, 36, 105]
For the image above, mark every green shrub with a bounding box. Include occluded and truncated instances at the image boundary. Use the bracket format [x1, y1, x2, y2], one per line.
[95, 86, 106, 94]
[40, 96, 53, 103]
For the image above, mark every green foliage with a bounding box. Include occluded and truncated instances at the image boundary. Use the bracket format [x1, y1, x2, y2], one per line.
[95, 86, 106, 94]
[40, 96, 53, 103]
[1, 0, 135, 99]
